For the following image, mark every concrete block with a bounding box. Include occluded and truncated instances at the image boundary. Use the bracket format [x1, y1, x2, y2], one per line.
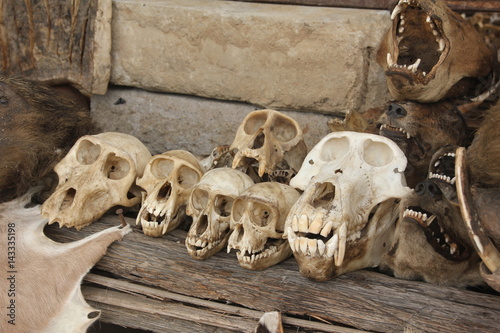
[91, 87, 332, 157]
[109, 0, 391, 114]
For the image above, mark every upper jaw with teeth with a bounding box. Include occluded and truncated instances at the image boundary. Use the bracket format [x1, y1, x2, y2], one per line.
[379, 124, 411, 140]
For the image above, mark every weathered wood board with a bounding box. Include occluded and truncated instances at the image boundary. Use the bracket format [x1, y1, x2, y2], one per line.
[0, 0, 111, 95]
[44, 213, 500, 333]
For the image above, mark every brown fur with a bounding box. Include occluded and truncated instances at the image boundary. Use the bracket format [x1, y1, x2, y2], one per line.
[467, 103, 500, 187]
[0, 76, 92, 202]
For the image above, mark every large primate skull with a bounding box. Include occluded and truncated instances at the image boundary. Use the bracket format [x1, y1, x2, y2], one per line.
[227, 182, 301, 270]
[377, 101, 467, 188]
[41, 132, 152, 230]
[376, 0, 498, 102]
[230, 109, 307, 182]
[185, 168, 254, 260]
[136, 150, 204, 237]
[287, 132, 411, 281]
[381, 146, 482, 287]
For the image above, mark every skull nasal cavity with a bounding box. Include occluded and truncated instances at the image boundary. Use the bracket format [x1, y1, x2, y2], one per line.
[312, 183, 335, 208]
[158, 182, 172, 198]
[387, 103, 407, 118]
[415, 180, 442, 198]
[252, 132, 265, 149]
[60, 188, 76, 210]
[196, 215, 208, 235]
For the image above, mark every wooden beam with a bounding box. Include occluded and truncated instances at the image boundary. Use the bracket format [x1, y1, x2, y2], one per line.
[45, 214, 500, 333]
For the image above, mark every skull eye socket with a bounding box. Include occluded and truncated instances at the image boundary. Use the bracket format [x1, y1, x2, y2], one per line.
[150, 158, 174, 178]
[243, 113, 267, 135]
[104, 154, 131, 180]
[251, 202, 274, 227]
[178, 166, 201, 188]
[363, 140, 394, 167]
[319, 136, 350, 162]
[191, 188, 209, 211]
[214, 195, 234, 217]
[231, 199, 245, 223]
[76, 140, 101, 165]
[272, 116, 298, 142]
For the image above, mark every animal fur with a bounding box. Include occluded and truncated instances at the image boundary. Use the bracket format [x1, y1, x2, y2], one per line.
[0, 191, 131, 332]
[0, 76, 92, 203]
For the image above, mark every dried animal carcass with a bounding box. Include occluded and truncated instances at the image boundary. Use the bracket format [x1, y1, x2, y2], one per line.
[136, 150, 204, 237]
[377, 101, 467, 188]
[186, 168, 254, 260]
[0, 76, 92, 203]
[381, 146, 483, 287]
[377, 0, 498, 103]
[287, 132, 411, 281]
[0, 191, 130, 332]
[41, 132, 152, 230]
[230, 109, 307, 184]
[227, 182, 301, 270]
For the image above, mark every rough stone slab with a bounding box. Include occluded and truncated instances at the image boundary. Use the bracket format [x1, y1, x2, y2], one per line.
[110, 0, 391, 114]
[90, 87, 332, 157]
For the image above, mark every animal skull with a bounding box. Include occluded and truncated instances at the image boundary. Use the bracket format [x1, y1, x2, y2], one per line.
[377, 0, 498, 102]
[230, 109, 307, 181]
[185, 168, 254, 260]
[41, 132, 152, 230]
[287, 131, 411, 281]
[136, 150, 204, 237]
[227, 182, 301, 270]
[0, 191, 131, 332]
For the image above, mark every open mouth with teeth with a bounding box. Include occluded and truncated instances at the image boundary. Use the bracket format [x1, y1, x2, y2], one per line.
[429, 151, 456, 185]
[229, 238, 289, 266]
[137, 203, 182, 237]
[379, 124, 411, 140]
[186, 236, 226, 258]
[403, 206, 469, 261]
[386, 0, 449, 84]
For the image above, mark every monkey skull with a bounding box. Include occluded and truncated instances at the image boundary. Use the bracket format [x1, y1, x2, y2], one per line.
[230, 109, 307, 182]
[136, 150, 204, 237]
[287, 132, 411, 281]
[185, 168, 254, 260]
[41, 132, 151, 230]
[227, 182, 301, 270]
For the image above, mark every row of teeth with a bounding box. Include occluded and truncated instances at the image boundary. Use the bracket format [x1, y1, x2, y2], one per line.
[380, 124, 411, 139]
[428, 172, 456, 185]
[434, 152, 456, 168]
[403, 208, 459, 255]
[186, 236, 220, 249]
[287, 214, 347, 266]
[230, 245, 278, 263]
[387, 53, 425, 76]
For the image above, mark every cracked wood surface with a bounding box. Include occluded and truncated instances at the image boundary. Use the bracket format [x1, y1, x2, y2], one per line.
[45, 214, 500, 333]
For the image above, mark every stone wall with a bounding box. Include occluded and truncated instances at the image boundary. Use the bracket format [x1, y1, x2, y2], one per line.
[91, 0, 392, 156]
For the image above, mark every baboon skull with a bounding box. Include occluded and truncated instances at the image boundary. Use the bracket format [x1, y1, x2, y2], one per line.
[230, 109, 307, 180]
[227, 182, 301, 270]
[287, 132, 411, 281]
[41, 132, 151, 230]
[185, 168, 254, 260]
[136, 150, 204, 237]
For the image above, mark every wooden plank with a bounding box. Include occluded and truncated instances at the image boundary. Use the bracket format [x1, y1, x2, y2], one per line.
[44, 214, 500, 333]
[230, 0, 500, 12]
[0, 0, 111, 95]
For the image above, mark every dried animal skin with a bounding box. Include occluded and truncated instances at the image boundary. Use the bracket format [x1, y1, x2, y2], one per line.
[0, 191, 131, 332]
[377, 0, 498, 102]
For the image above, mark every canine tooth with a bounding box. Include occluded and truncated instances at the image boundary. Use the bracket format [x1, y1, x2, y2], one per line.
[450, 177, 456, 185]
[391, 4, 404, 20]
[298, 214, 309, 233]
[387, 53, 394, 67]
[317, 239, 326, 256]
[326, 233, 338, 258]
[434, 160, 441, 167]
[422, 72, 427, 77]
[335, 223, 347, 267]
[308, 239, 317, 255]
[299, 237, 308, 254]
[292, 215, 299, 232]
[195, 239, 203, 247]
[426, 215, 435, 226]
[294, 238, 301, 253]
[320, 221, 333, 238]
[426, 15, 432, 23]
[287, 227, 296, 242]
[438, 38, 445, 52]
[309, 215, 323, 234]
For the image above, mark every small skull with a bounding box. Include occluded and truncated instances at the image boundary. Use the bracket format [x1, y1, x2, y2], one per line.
[185, 168, 254, 260]
[136, 150, 204, 237]
[227, 182, 301, 270]
[287, 132, 411, 281]
[41, 132, 152, 230]
[230, 109, 307, 182]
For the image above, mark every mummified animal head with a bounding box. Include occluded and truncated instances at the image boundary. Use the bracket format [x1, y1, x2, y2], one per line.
[381, 147, 483, 287]
[377, 101, 467, 188]
[0, 191, 131, 332]
[377, 0, 498, 102]
[0, 76, 92, 203]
